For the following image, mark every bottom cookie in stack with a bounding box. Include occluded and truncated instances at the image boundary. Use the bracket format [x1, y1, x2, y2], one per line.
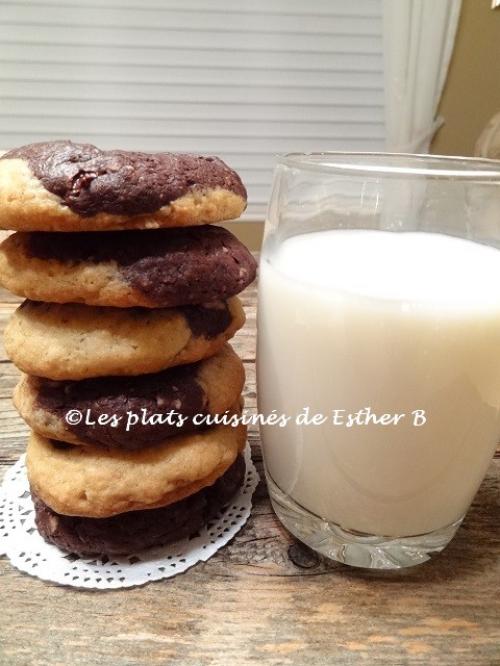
[33, 455, 245, 557]
[26, 420, 246, 557]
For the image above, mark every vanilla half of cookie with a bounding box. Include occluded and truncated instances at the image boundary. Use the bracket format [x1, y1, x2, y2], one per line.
[4, 297, 245, 380]
[27, 419, 247, 518]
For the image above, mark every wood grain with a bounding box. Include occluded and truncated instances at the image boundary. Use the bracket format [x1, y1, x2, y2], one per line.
[1, 281, 500, 666]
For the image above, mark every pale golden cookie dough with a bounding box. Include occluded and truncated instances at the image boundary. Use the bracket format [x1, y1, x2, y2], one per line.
[4, 297, 245, 380]
[26, 421, 247, 517]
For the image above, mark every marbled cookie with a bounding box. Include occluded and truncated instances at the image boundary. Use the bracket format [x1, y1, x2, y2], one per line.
[4, 297, 244, 380]
[27, 421, 247, 517]
[0, 141, 246, 231]
[14, 344, 245, 449]
[0, 226, 257, 307]
[32, 454, 245, 556]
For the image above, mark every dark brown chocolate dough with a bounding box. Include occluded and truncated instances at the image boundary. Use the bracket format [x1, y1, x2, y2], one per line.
[35, 361, 209, 449]
[33, 454, 245, 556]
[25, 225, 257, 306]
[179, 301, 233, 338]
[3, 141, 246, 217]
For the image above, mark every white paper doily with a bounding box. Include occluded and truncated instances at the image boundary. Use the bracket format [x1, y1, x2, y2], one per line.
[0, 445, 258, 589]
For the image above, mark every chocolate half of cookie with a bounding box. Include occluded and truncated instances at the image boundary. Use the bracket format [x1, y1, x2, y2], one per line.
[33, 453, 245, 557]
[16, 345, 244, 449]
[15, 225, 257, 307]
[2, 140, 246, 217]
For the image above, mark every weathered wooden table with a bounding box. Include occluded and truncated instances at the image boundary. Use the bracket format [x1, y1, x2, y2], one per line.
[1, 281, 500, 666]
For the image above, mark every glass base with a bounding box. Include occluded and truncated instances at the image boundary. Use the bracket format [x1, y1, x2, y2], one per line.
[266, 473, 464, 569]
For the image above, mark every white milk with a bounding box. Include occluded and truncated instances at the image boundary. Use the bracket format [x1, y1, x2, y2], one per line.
[258, 230, 500, 536]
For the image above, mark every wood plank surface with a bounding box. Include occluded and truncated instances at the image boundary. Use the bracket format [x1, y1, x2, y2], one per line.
[1, 281, 500, 666]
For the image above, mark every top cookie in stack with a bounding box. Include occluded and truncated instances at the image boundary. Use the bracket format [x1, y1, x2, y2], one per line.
[0, 140, 257, 557]
[0, 140, 246, 231]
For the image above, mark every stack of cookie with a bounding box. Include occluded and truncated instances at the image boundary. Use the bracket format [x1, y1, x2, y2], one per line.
[0, 140, 256, 557]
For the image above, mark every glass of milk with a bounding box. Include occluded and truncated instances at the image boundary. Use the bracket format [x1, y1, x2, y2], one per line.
[257, 153, 500, 569]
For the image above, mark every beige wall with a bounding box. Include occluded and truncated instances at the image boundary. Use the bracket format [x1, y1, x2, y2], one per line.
[432, 0, 500, 156]
[220, 221, 263, 251]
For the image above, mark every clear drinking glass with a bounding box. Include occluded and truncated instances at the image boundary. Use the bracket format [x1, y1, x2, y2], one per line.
[257, 153, 500, 569]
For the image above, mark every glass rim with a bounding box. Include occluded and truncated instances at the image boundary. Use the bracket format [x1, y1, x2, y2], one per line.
[278, 152, 500, 181]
